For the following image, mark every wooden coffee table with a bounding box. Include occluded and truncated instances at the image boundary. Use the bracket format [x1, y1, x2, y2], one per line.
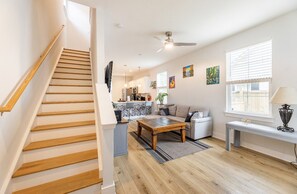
[137, 117, 187, 150]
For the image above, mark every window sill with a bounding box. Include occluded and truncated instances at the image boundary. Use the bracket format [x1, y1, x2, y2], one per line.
[224, 111, 275, 123]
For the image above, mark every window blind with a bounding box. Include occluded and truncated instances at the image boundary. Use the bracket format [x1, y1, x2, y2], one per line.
[226, 40, 272, 84]
[157, 71, 167, 87]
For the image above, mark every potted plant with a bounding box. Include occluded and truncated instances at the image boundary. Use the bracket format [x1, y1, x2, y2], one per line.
[155, 93, 168, 105]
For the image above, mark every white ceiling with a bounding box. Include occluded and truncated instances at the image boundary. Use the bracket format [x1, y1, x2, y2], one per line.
[102, 0, 297, 76]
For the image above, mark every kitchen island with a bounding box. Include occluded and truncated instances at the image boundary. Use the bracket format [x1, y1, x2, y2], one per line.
[113, 101, 153, 118]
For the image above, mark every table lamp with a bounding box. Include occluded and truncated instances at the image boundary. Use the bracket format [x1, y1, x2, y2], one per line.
[270, 87, 297, 132]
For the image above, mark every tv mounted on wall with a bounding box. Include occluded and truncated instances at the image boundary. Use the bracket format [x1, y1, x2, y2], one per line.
[105, 61, 113, 93]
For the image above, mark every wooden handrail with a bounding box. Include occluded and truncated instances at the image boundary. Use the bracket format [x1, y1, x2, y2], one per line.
[0, 25, 65, 114]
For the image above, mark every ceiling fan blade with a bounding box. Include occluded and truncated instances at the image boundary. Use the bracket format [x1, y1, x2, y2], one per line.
[174, 42, 197, 47]
[156, 48, 164, 53]
[153, 36, 163, 42]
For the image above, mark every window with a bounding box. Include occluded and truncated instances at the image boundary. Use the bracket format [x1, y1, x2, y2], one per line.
[226, 40, 272, 116]
[157, 71, 168, 104]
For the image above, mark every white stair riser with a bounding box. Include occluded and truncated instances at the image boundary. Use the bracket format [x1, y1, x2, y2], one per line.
[31, 125, 96, 141]
[55, 67, 91, 74]
[58, 63, 90, 69]
[36, 113, 95, 125]
[53, 73, 91, 79]
[69, 184, 101, 194]
[44, 94, 93, 101]
[23, 141, 97, 162]
[51, 79, 92, 85]
[40, 103, 94, 112]
[47, 86, 92, 93]
[12, 159, 99, 192]
[59, 60, 90, 65]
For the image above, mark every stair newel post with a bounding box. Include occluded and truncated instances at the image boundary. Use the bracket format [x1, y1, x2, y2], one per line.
[95, 84, 117, 194]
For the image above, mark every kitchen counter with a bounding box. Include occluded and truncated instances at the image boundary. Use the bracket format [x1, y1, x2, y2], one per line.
[113, 101, 153, 117]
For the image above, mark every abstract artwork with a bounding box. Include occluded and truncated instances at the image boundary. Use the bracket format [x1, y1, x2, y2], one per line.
[169, 76, 175, 89]
[206, 66, 220, 85]
[183, 64, 194, 78]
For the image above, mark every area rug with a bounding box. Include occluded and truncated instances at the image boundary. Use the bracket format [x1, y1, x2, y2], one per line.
[130, 130, 210, 163]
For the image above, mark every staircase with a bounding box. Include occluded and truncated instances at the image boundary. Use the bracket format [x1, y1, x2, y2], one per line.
[11, 48, 102, 193]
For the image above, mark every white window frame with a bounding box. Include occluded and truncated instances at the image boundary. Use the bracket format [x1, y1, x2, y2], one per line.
[225, 40, 273, 119]
[156, 71, 168, 104]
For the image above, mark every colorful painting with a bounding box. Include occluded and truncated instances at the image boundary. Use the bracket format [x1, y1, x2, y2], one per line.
[206, 66, 220, 85]
[183, 64, 194, 78]
[169, 76, 175, 89]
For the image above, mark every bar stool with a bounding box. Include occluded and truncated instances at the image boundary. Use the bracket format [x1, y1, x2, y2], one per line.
[145, 101, 153, 115]
[126, 102, 135, 121]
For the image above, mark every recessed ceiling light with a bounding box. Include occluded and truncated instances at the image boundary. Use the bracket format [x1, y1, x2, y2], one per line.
[138, 54, 142, 56]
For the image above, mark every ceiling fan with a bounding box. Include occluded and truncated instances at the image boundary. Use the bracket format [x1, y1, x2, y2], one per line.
[155, 31, 197, 53]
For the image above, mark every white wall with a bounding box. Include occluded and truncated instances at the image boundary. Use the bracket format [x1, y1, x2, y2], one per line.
[0, 0, 66, 191]
[134, 10, 297, 162]
[111, 76, 132, 101]
[66, 1, 90, 51]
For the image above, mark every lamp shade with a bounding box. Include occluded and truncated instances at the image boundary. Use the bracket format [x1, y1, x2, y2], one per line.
[270, 87, 297, 105]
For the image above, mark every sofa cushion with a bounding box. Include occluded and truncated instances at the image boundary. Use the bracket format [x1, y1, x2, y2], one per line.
[168, 105, 177, 116]
[176, 105, 190, 118]
[189, 106, 210, 117]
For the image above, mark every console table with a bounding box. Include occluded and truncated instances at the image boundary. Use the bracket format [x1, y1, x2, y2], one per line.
[226, 121, 297, 151]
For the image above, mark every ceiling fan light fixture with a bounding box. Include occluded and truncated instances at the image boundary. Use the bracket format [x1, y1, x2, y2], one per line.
[165, 42, 174, 49]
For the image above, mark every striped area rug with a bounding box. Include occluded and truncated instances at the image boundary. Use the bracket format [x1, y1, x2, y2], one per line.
[130, 130, 210, 163]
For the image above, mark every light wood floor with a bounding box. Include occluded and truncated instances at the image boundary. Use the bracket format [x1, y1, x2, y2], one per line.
[114, 121, 297, 194]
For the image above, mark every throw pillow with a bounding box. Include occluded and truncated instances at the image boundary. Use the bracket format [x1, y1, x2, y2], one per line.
[185, 111, 198, 122]
[168, 105, 177, 116]
[160, 108, 169, 116]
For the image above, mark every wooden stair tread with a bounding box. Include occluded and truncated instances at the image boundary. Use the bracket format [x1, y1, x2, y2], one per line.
[13, 169, 102, 194]
[49, 84, 92, 87]
[24, 133, 96, 151]
[52, 77, 92, 81]
[42, 100, 94, 104]
[60, 57, 90, 62]
[56, 66, 91, 70]
[64, 48, 89, 53]
[31, 120, 95, 132]
[58, 61, 91, 67]
[12, 149, 98, 178]
[37, 109, 94, 116]
[46, 92, 93, 94]
[55, 71, 91, 75]
[62, 51, 89, 56]
[62, 53, 90, 59]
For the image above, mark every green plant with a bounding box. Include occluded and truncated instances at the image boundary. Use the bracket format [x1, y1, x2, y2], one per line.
[155, 93, 168, 104]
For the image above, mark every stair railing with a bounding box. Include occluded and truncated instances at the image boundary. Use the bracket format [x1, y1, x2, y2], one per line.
[0, 25, 65, 115]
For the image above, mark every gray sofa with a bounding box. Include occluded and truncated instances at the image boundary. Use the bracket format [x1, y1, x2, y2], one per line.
[151, 105, 213, 140]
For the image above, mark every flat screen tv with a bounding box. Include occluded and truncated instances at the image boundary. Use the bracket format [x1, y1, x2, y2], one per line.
[105, 61, 113, 93]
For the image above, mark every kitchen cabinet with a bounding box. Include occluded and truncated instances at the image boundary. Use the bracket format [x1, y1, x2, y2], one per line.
[128, 76, 150, 93]
[136, 76, 150, 93]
